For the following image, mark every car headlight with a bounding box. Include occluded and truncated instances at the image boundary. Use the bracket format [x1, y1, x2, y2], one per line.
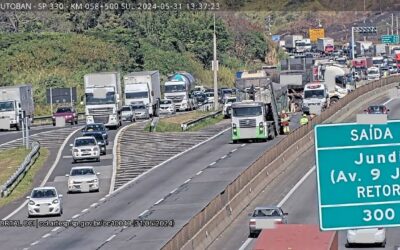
[68, 180, 74, 185]
[93, 179, 98, 183]
[93, 147, 99, 152]
[28, 200, 35, 205]
[73, 149, 79, 153]
[52, 199, 59, 204]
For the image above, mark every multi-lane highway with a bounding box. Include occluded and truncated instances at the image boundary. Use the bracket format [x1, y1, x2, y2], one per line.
[209, 95, 400, 250]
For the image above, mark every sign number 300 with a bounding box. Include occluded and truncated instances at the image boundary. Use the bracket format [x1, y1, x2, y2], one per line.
[363, 208, 395, 222]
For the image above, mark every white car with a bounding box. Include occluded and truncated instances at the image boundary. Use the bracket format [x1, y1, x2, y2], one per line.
[66, 166, 100, 193]
[205, 92, 214, 103]
[222, 97, 237, 118]
[27, 187, 63, 217]
[159, 99, 176, 115]
[120, 105, 136, 122]
[346, 228, 386, 247]
[70, 136, 100, 163]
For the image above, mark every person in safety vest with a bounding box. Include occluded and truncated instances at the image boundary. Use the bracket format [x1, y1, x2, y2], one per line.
[280, 110, 290, 134]
[300, 113, 309, 126]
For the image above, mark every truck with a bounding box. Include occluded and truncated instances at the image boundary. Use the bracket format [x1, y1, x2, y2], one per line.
[395, 52, 400, 71]
[323, 64, 352, 104]
[123, 71, 161, 117]
[0, 85, 34, 131]
[356, 41, 372, 56]
[253, 224, 338, 250]
[84, 72, 122, 129]
[367, 66, 380, 80]
[231, 73, 288, 143]
[351, 57, 373, 69]
[317, 38, 334, 54]
[295, 38, 312, 53]
[164, 72, 197, 111]
[302, 82, 329, 115]
[279, 70, 310, 112]
[372, 56, 384, 67]
[373, 44, 387, 56]
[284, 35, 303, 53]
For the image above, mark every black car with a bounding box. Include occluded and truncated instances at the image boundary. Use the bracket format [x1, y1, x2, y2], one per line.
[192, 92, 207, 104]
[82, 132, 107, 155]
[82, 123, 109, 145]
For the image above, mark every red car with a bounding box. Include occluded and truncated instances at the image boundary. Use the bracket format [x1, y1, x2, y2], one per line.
[52, 107, 78, 126]
[365, 105, 389, 114]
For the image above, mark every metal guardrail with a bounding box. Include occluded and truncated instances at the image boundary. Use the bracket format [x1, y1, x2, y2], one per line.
[0, 141, 40, 197]
[149, 117, 160, 132]
[181, 110, 222, 131]
[162, 75, 400, 250]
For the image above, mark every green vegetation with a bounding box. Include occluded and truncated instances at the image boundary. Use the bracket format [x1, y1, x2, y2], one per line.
[188, 115, 224, 132]
[0, 147, 31, 185]
[0, 148, 49, 208]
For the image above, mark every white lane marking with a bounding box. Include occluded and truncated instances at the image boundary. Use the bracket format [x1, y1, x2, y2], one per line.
[154, 198, 164, 205]
[99, 197, 106, 202]
[72, 214, 80, 219]
[221, 155, 227, 159]
[238, 165, 316, 250]
[3, 127, 82, 220]
[209, 162, 216, 166]
[184, 179, 191, 184]
[106, 234, 116, 242]
[196, 170, 203, 175]
[22, 248, 29, 250]
[31, 241, 40, 246]
[81, 208, 89, 213]
[90, 203, 98, 208]
[139, 210, 148, 217]
[240, 144, 246, 147]
[231, 148, 237, 153]
[62, 155, 72, 159]
[42, 233, 51, 239]
[383, 98, 394, 105]
[170, 188, 178, 194]
[51, 227, 60, 232]
[111, 127, 231, 195]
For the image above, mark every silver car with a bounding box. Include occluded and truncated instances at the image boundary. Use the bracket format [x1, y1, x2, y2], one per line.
[120, 105, 136, 122]
[160, 99, 176, 115]
[248, 206, 288, 237]
[70, 136, 100, 163]
[66, 166, 100, 193]
[131, 103, 150, 119]
[346, 228, 386, 247]
[27, 187, 63, 217]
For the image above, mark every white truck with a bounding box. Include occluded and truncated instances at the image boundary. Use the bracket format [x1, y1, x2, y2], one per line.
[317, 38, 334, 54]
[372, 56, 384, 67]
[84, 72, 122, 129]
[284, 35, 303, 53]
[302, 82, 329, 115]
[295, 38, 312, 53]
[367, 66, 381, 80]
[0, 85, 34, 130]
[323, 64, 352, 104]
[123, 71, 161, 117]
[164, 72, 197, 111]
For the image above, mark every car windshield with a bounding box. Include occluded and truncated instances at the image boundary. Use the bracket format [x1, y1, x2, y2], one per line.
[368, 106, 384, 114]
[232, 106, 262, 117]
[31, 189, 56, 198]
[225, 98, 236, 104]
[0, 101, 14, 111]
[368, 70, 379, 75]
[165, 84, 185, 93]
[71, 168, 95, 176]
[160, 100, 172, 105]
[121, 106, 131, 112]
[84, 124, 105, 132]
[132, 105, 146, 110]
[83, 133, 103, 142]
[253, 208, 280, 217]
[125, 91, 148, 99]
[304, 90, 325, 99]
[75, 138, 96, 147]
[56, 107, 72, 113]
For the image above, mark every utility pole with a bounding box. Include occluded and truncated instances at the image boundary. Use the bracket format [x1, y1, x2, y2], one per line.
[397, 16, 399, 36]
[212, 14, 219, 111]
[392, 13, 394, 35]
[351, 27, 355, 60]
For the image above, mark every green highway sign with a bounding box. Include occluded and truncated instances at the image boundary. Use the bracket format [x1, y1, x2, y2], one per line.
[381, 35, 399, 44]
[315, 121, 400, 230]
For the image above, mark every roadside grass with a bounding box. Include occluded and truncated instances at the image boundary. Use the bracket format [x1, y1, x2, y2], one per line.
[0, 148, 49, 208]
[0, 147, 30, 185]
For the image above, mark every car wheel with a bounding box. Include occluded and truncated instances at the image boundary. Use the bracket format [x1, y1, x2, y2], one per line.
[75, 120, 78, 125]
[52, 123, 56, 126]
[232, 140, 237, 144]
[70, 121, 74, 125]
[381, 240, 386, 247]
[103, 151, 107, 155]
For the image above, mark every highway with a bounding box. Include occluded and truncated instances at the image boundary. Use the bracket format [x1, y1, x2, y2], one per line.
[0, 120, 134, 250]
[14, 115, 302, 250]
[209, 96, 400, 250]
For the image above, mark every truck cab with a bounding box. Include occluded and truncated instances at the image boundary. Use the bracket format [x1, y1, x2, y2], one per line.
[164, 72, 196, 111]
[302, 83, 329, 115]
[367, 66, 380, 80]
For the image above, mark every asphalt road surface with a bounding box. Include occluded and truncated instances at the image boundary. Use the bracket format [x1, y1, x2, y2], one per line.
[210, 96, 400, 250]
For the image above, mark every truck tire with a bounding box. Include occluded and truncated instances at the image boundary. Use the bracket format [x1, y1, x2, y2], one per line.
[15, 124, 20, 131]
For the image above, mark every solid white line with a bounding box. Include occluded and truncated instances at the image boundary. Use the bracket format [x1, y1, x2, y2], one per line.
[318, 142, 400, 151]
[154, 198, 164, 205]
[31, 241, 40, 246]
[241, 144, 246, 147]
[196, 171, 203, 175]
[90, 203, 98, 208]
[51, 227, 60, 232]
[99, 197, 106, 202]
[238, 238, 252, 250]
[383, 98, 394, 105]
[106, 234, 116, 242]
[72, 214, 80, 219]
[22, 248, 29, 250]
[139, 210, 148, 217]
[42, 233, 51, 239]
[322, 200, 400, 208]
[3, 127, 82, 220]
[111, 127, 230, 195]
[184, 179, 191, 184]
[221, 155, 227, 159]
[209, 162, 216, 166]
[81, 208, 89, 213]
[277, 165, 316, 207]
[231, 149, 237, 153]
[170, 188, 178, 194]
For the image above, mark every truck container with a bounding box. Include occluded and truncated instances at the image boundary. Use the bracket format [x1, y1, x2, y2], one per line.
[0, 85, 34, 130]
[295, 38, 312, 53]
[395, 52, 400, 70]
[84, 72, 122, 129]
[253, 224, 338, 250]
[317, 38, 334, 54]
[164, 72, 197, 111]
[284, 35, 303, 52]
[355, 41, 372, 56]
[123, 71, 161, 117]
[351, 57, 373, 69]
[373, 44, 388, 56]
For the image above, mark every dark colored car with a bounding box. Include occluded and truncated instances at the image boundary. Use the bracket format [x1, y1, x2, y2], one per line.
[365, 105, 389, 114]
[82, 123, 109, 145]
[82, 132, 107, 155]
[52, 107, 78, 126]
[192, 92, 207, 104]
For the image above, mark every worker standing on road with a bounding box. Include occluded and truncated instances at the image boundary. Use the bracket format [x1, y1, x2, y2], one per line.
[280, 110, 290, 134]
[300, 114, 309, 126]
